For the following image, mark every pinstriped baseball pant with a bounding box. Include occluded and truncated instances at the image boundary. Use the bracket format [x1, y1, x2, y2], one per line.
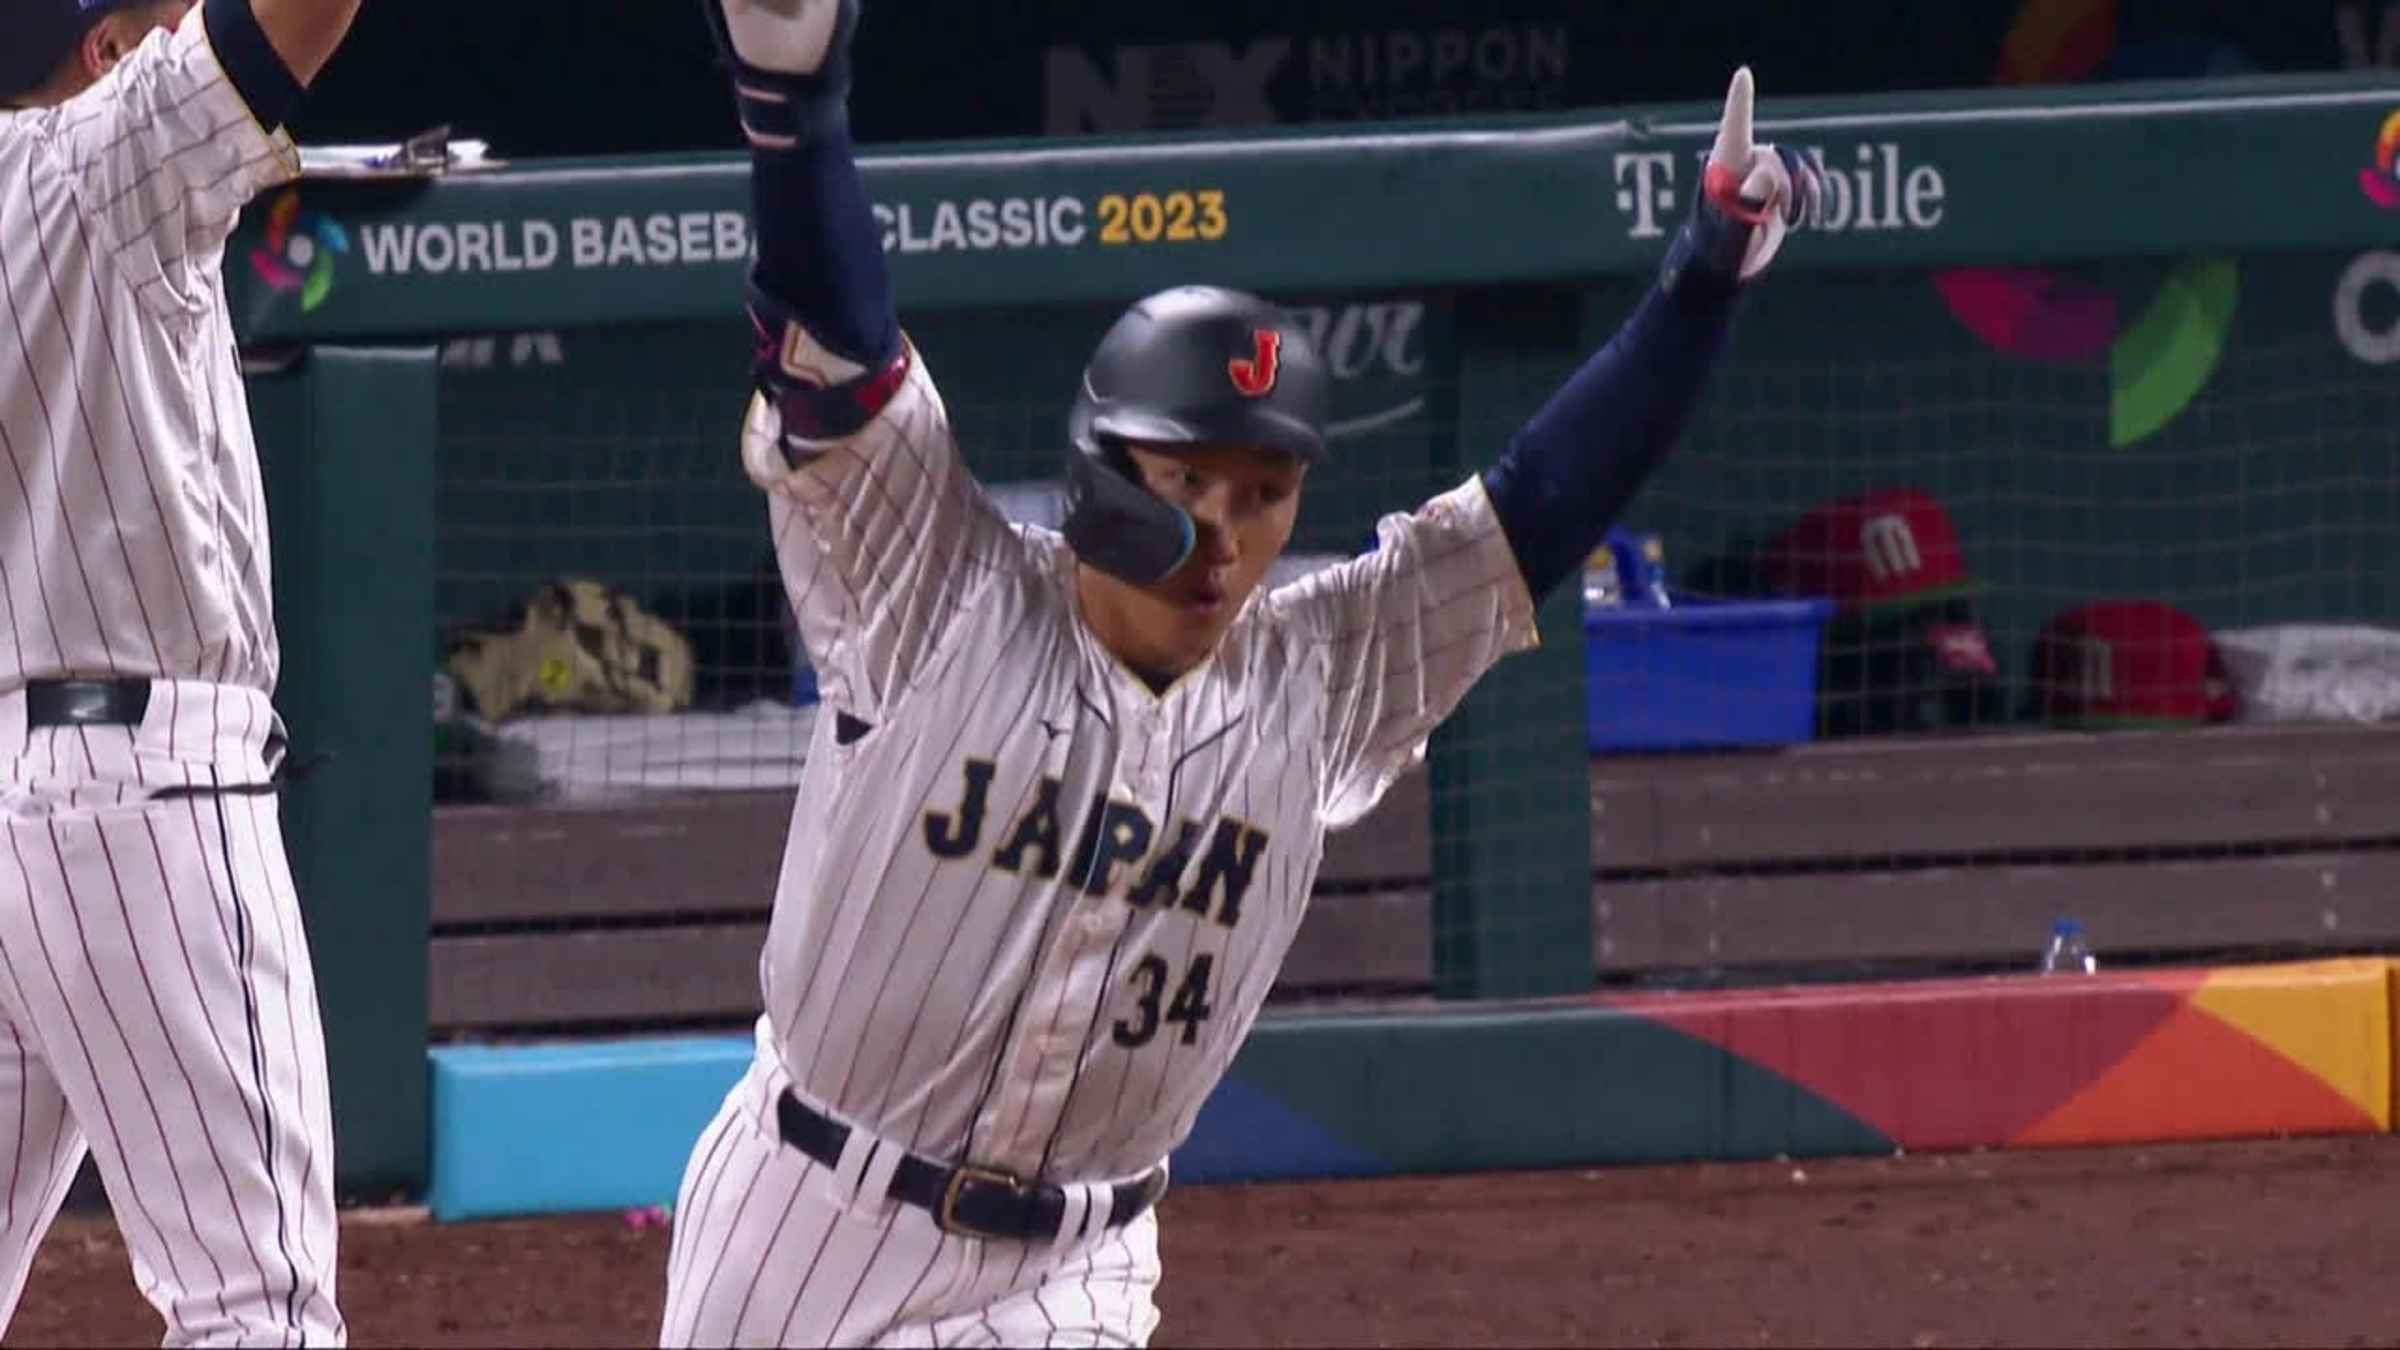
[661, 1030, 1161, 1348]
[0, 682, 343, 1347]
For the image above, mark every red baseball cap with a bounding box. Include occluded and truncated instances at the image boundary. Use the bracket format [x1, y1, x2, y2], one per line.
[1762, 487, 1981, 613]
[2029, 599, 2239, 727]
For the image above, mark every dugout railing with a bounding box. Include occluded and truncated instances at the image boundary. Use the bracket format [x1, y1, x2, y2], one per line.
[235, 72, 2400, 1195]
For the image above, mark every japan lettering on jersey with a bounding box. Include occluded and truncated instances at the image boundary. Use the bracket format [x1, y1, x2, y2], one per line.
[1, 8, 297, 694]
[739, 346, 1535, 1185]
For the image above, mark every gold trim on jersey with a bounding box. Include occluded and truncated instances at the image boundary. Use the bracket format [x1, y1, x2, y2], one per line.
[187, 6, 299, 182]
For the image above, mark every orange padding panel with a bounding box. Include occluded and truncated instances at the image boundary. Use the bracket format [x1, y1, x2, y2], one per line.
[2391, 959, 2400, 1130]
[1605, 958, 2391, 1152]
[2015, 958, 2390, 1147]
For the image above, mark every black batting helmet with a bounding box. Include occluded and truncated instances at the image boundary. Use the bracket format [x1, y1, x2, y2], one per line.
[1, 0, 146, 103]
[1062, 286, 1330, 585]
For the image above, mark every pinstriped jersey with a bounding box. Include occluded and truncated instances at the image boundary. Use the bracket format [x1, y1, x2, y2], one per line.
[1, 8, 298, 695]
[742, 344, 1536, 1184]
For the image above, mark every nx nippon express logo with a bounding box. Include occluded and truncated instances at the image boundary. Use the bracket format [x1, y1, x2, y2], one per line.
[247, 190, 349, 312]
[2361, 108, 2400, 206]
[1933, 0, 2245, 448]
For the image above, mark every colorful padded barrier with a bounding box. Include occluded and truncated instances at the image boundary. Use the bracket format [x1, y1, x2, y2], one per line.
[426, 961, 2393, 1217]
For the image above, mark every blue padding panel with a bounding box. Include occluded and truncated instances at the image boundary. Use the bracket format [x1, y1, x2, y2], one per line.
[1170, 1074, 1388, 1183]
[428, 1035, 751, 1222]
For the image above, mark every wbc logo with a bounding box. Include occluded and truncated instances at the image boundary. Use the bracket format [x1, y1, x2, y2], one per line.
[1227, 328, 1281, 397]
[247, 189, 348, 312]
[2361, 108, 2400, 209]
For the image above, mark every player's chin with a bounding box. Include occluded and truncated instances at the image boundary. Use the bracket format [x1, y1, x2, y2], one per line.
[1159, 600, 1233, 650]
[1141, 590, 1240, 662]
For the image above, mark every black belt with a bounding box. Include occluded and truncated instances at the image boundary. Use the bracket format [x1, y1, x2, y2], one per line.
[23, 677, 150, 729]
[775, 1090, 1166, 1243]
[18, 677, 326, 799]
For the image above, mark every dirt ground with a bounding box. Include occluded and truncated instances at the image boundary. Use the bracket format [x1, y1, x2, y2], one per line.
[6, 1134, 2397, 1348]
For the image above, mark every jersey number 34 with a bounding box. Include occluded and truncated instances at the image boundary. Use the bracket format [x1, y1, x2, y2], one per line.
[1112, 953, 1216, 1048]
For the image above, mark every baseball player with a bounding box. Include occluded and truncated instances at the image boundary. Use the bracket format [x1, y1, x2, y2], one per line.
[664, 1, 1821, 1344]
[2, 0, 362, 1342]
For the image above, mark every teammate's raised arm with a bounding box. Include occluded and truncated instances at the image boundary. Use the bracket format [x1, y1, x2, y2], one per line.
[5, 0, 364, 307]
[1480, 67, 1823, 600]
[1, 0, 358, 128]
[243, 0, 365, 91]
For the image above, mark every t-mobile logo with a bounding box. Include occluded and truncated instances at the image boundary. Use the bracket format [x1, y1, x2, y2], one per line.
[1614, 145, 1947, 240]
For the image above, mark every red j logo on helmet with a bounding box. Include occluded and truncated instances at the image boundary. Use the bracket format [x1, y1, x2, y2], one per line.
[1227, 328, 1282, 397]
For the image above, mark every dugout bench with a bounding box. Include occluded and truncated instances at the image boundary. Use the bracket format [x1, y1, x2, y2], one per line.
[425, 722, 2400, 1036]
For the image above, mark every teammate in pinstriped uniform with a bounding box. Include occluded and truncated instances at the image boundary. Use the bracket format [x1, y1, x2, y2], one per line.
[1, 0, 362, 1341]
[664, 2, 1823, 1343]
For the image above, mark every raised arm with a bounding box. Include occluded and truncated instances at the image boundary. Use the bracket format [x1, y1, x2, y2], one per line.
[245, 0, 363, 90]
[1480, 67, 1823, 601]
[1291, 69, 1824, 824]
[710, 0, 1020, 723]
[26, 0, 361, 312]
[707, 0, 902, 440]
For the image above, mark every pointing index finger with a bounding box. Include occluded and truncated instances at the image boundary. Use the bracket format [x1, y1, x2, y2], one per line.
[1710, 65, 1755, 168]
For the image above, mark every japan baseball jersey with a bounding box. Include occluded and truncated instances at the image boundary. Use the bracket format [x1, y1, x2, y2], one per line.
[1, 9, 341, 1344]
[663, 341, 1535, 1346]
[3, 8, 290, 695]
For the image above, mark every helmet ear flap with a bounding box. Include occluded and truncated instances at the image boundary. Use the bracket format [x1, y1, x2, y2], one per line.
[1062, 438, 1195, 586]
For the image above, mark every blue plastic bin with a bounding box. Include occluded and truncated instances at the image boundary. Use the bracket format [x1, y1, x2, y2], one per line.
[1582, 595, 1835, 752]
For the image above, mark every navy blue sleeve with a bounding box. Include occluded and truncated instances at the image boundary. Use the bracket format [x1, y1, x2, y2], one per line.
[747, 112, 897, 371]
[203, 0, 302, 129]
[1478, 264, 1741, 603]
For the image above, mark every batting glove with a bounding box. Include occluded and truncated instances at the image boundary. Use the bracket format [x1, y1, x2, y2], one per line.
[703, 0, 861, 149]
[1676, 67, 1823, 285]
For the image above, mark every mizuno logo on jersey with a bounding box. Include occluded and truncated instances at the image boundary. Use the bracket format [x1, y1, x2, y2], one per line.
[922, 759, 1268, 929]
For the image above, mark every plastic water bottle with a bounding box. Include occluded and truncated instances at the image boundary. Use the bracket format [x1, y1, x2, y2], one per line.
[1634, 532, 1674, 610]
[2038, 918, 2097, 975]
[1582, 546, 1622, 615]
[1604, 528, 1673, 609]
